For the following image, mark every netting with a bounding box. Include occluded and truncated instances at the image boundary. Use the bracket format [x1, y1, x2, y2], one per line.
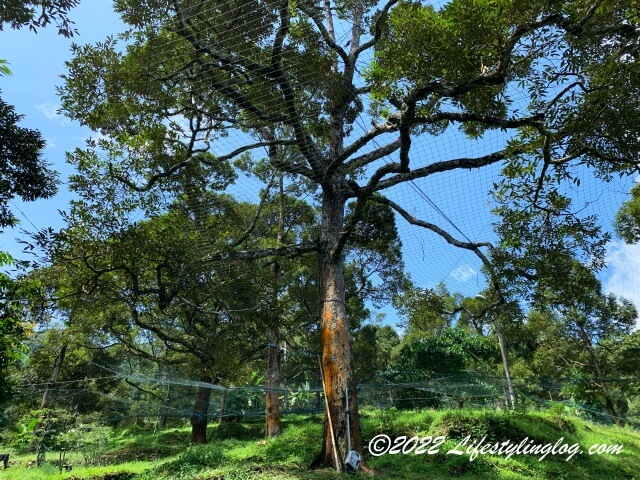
[2, 2, 640, 453]
[9, 365, 640, 429]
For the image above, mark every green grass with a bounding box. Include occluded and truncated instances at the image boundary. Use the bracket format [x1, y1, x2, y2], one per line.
[1, 409, 638, 479]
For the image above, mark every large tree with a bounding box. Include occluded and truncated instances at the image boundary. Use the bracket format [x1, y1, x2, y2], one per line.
[57, 0, 640, 471]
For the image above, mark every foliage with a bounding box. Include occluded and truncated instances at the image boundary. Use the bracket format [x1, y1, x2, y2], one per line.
[0, 253, 37, 404]
[388, 328, 498, 381]
[393, 283, 460, 335]
[13, 328, 125, 416]
[384, 328, 498, 409]
[352, 323, 400, 383]
[56, 425, 113, 466]
[0, 0, 80, 37]
[0, 95, 58, 230]
[614, 183, 640, 244]
[0, 59, 11, 76]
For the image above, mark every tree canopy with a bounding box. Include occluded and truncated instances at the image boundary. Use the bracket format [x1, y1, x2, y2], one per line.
[0, 0, 80, 37]
[0, 96, 58, 230]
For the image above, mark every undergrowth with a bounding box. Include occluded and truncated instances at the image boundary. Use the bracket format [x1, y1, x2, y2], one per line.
[0, 409, 638, 479]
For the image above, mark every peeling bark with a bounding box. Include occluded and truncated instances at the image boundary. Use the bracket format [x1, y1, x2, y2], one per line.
[265, 324, 281, 437]
[314, 180, 364, 469]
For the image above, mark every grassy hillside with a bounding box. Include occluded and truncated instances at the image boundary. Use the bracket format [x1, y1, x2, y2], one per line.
[1, 408, 639, 479]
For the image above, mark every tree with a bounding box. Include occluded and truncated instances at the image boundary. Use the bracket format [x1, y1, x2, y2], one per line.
[533, 261, 637, 425]
[614, 183, 640, 244]
[57, 0, 640, 470]
[393, 283, 460, 336]
[385, 327, 498, 409]
[0, 96, 58, 231]
[352, 323, 399, 384]
[43, 199, 269, 443]
[0, 253, 29, 403]
[0, 0, 80, 37]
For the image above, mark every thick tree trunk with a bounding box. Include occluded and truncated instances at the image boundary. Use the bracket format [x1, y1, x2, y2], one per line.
[265, 325, 281, 437]
[191, 380, 212, 444]
[315, 184, 364, 470]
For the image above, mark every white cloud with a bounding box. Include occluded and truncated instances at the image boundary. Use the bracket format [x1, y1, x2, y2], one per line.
[450, 265, 477, 282]
[44, 137, 57, 149]
[36, 102, 68, 126]
[604, 242, 640, 326]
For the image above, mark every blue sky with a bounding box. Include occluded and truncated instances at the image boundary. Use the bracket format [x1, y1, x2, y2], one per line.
[0, 2, 124, 251]
[1, 3, 639, 328]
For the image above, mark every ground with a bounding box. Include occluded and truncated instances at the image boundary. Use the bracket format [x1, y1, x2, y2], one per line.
[1, 408, 639, 479]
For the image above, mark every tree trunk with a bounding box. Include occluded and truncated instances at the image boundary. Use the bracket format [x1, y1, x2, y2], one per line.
[579, 328, 623, 426]
[265, 325, 281, 437]
[32, 343, 67, 450]
[494, 322, 516, 408]
[40, 343, 67, 409]
[265, 170, 283, 438]
[315, 183, 363, 470]
[191, 379, 212, 444]
[158, 383, 171, 429]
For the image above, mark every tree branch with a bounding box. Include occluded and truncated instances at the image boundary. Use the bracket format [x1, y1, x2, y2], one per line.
[415, 111, 545, 130]
[352, 0, 399, 59]
[373, 147, 522, 192]
[109, 140, 297, 192]
[270, 3, 325, 174]
[346, 138, 402, 172]
[340, 121, 399, 164]
[204, 242, 320, 263]
[298, 1, 350, 67]
[371, 196, 494, 253]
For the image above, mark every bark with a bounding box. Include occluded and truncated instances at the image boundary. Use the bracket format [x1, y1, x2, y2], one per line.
[40, 343, 67, 409]
[32, 343, 67, 450]
[265, 325, 281, 437]
[191, 374, 213, 444]
[158, 383, 171, 429]
[315, 180, 364, 470]
[265, 170, 284, 438]
[494, 321, 516, 409]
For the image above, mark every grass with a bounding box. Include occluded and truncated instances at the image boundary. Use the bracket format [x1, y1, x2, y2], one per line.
[0, 409, 638, 479]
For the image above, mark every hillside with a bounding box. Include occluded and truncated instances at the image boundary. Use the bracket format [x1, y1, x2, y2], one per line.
[1, 408, 639, 479]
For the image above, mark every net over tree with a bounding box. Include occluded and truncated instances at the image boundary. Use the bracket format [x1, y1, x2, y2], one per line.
[58, 0, 640, 471]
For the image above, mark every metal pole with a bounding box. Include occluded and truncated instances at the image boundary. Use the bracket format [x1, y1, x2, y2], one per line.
[345, 382, 351, 452]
